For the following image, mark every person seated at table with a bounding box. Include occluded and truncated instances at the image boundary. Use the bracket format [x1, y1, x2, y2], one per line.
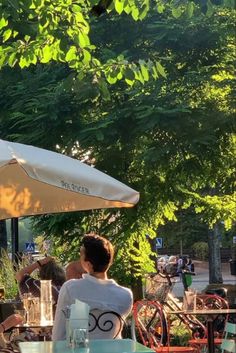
[65, 260, 85, 280]
[15, 256, 66, 309]
[0, 314, 23, 351]
[52, 234, 133, 341]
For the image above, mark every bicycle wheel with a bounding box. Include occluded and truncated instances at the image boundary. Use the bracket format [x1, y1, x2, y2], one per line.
[132, 300, 168, 348]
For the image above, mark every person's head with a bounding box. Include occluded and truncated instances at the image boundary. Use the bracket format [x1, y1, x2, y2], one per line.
[80, 234, 114, 273]
[168, 256, 177, 264]
[39, 260, 66, 286]
[65, 260, 85, 280]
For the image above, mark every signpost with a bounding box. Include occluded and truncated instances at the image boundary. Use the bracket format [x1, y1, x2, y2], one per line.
[156, 238, 163, 249]
[25, 242, 35, 253]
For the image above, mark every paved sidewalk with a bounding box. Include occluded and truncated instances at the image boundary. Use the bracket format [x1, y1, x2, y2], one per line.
[172, 261, 236, 298]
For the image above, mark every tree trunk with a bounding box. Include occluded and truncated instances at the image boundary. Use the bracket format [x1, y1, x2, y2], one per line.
[131, 277, 143, 301]
[130, 240, 143, 301]
[208, 223, 223, 283]
[0, 220, 7, 255]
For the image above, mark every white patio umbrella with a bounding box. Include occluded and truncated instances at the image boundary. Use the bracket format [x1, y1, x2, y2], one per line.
[0, 139, 139, 220]
[0, 139, 139, 257]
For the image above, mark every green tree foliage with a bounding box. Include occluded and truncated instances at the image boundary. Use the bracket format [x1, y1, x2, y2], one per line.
[0, 250, 18, 298]
[0, 6, 235, 284]
[192, 241, 208, 260]
[0, 0, 234, 85]
[157, 209, 209, 249]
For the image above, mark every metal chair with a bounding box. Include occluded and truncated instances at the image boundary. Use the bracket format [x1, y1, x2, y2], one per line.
[188, 294, 229, 353]
[132, 300, 197, 352]
[220, 322, 236, 353]
[221, 339, 236, 353]
[88, 309, 124, 339]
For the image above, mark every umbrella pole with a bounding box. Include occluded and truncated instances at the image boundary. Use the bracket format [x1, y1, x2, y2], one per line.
[11, 218, 19, 264]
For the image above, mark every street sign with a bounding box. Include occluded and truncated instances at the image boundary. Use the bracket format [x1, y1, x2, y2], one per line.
[156, 238, 163, 249]
[25, 242, 35, 253]
[233, 236, 236, 244]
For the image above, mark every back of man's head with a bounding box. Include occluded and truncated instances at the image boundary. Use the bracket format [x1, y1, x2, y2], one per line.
[65, 260, 85, 280]
[82, 234, 114, 273]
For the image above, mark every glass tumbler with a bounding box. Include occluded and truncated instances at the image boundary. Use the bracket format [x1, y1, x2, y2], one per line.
[71, 328, 89, 349]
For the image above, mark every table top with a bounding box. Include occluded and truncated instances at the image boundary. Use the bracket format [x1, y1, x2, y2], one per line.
[14, 323, 53, 329]
[19, 339, 155, 353]
[169, 309, 236, 315]
[185, 309, 236, 315]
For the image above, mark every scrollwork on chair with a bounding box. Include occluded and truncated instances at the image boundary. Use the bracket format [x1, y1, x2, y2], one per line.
[89, 309, 124, 339]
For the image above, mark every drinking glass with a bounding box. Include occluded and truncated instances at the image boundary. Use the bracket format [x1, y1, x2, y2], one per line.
[40, 280, 52, 302]
[71, 328, 89, 349]
[28, 297, 40, 324]
[40, 280, 53, 325]
[183, 290, 196, 312]
[22, 292, 32, 324]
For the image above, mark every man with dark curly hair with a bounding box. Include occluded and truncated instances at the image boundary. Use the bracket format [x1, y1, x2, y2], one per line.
[52, 234, 133, 341]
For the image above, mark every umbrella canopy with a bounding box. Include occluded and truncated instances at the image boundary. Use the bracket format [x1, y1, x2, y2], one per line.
[0, 139, 139, 220]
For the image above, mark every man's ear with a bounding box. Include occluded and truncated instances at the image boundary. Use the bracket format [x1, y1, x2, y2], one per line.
[86, 261, 94, 273]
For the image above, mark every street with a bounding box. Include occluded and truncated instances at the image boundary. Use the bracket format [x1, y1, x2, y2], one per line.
[172, 261, 236, 298]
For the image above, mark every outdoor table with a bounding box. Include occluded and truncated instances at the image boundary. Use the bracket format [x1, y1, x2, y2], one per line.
[19, 338, 155, 353]
[12, 322, 53, 341]
[174, 309, 236, 353]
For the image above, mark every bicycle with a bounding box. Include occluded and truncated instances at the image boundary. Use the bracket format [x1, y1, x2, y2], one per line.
[144, 271, 206, 341]
[132, 268, 229, 352]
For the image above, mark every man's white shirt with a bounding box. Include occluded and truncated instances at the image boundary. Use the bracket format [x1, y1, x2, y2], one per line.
[52, 274, 133, 340]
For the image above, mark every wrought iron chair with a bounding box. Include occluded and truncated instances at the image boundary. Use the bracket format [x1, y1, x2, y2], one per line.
[188, 294, 229, 353]
[132, 300, 197, 352]
[88, 309, 124, 339]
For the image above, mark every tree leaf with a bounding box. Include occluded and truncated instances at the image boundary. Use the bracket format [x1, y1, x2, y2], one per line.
[157, 4, 165, 13]
[156, 62, 166, 78]
[186, 2, 194, 18]
[82, 49, 91, 64]
[41, 45, 52, 63]
[140, 64, 149, 81]
[3, 29, 12, 42]
[65, 46, 77, 62]
[131, 8, 139, 20]
[172, 6, 182, 18]
[8, 52, 17, 67]
[79, 32, 90, 48]
[115, 0, 124, 14]
[0, 18, 8, 30]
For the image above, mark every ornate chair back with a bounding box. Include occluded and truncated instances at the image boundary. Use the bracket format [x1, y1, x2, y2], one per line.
[89, 309, 124, 339]
[196, 294, 229, 336]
